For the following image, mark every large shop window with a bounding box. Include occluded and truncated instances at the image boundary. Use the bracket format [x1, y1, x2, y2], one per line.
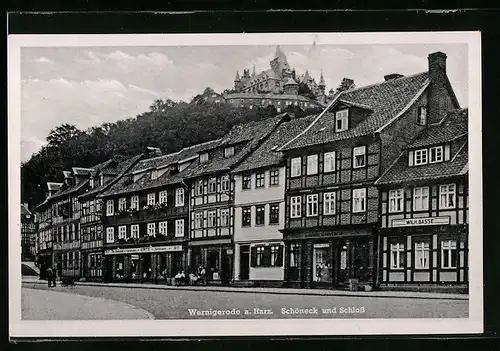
[439, 184, 456, 209]
[389, 189, 404, 213]
[290, 157, 302, 177]
[324, 151, 336, 173]
[313, 244, 332, 283]
[441, 240, 457, 268]
[390, 242, 405, 269]
[242, 207, 251, 227]
[251, 245, 283, 267]
[290, 196, 302, 218]
[116, 256, 125, 279]
[413, 187, 429, 211]
[307, 154, 318, 175]
[306, 194, 318, 217]
[352, 188, 366, 213]
[415, 241, 430, 269]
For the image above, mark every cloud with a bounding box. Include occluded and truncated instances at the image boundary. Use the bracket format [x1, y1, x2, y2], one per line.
[33, 56, 54, 64]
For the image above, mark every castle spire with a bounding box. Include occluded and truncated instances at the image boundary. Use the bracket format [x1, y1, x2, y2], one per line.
[319, 70, 325, 86]
[234, 70, 240, 81]
[252, 65, 256, 78]
[275, 45, 282, 58]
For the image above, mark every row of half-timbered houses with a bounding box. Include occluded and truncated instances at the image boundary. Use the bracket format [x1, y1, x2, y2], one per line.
[32, 51, 469, 292]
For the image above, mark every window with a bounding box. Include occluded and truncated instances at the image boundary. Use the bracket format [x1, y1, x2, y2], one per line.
[323, 192, 336, 215]
[256, 172, 265, 188]
[413, 187, 429, 211]
[207, 210, 217, 227]
[439, 184, 456, 209]
[131, 195, 139, 210]
[269, 203, 280, 224]
[196, 180, 204, 195]
[388, 189, 404, 213]
[255, 205, 265, 225]
[242, 207, 251, 227]
[175, 219, 184, 237]
[242, 175, 251, 190]
[441, 240, 457, 268]
[118, 226, 126, 239]
[256, 247, 265, 267]
[390, 243, 405, 269]
[200, 153, 209, 163]
[307, 155, 318, 175]
[106, 227, 114, 243]
[159, 221, 167, 235]
[118, 198, 126, 211]
[306, 194, 318, 217]
[429, 146, 443, 163]
[89, 178, 94, 188]
[417, 106, 427, 125]
[106, 200, 114, 216]
[291, 157, 301, 177]
[414, 149, 428, 165]
[335, 109, 349, 132]
[224, 146, 235, 158]
[147, 222, 156, 236]
[195, 212, 203, 229]
[415, 241, 430, 269]
[270, 245, 281, 267]
[221, 175, 230, 192]
[290, 196, 302, 218]
[269, 169, 279, 186]
[131, 224, 139, 238]
[151, 169, 159, 180]
[324, 151, 336, 172]
[289, 243, 300, 267]
[352, 188, 367, 213]
[208, 178, 217, 193]
[175, 188, 184, 207]
[220, 209, 230, 227]
[147, 193, 155, 206]
[157, 191, 167, 204]
[353, 146, 366, 168]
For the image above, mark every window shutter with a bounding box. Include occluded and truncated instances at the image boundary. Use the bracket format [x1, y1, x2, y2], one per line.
[444, 144, 451, 161]
[263, 247, 271, 267]
[408, 151, 414, 166]
[277, 246, 284, 267]
[251, 247, 257, 267]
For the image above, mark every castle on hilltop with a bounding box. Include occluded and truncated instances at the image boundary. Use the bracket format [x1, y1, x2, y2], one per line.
[232, 46, 328, 101]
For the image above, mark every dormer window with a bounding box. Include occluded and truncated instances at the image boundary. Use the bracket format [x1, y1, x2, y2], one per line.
[414, 149, 428, 166]
[224, 146, 235, 158]
[151, 169, 159, 180]
[89, 178, 94, 188]
[335, 109, 349, 132]
[417, 106, 428, 125]
[200, 153, 209, 163]
[429, 146, 443, 163]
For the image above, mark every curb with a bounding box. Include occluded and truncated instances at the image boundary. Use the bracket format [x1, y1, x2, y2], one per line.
[22, 279, 468, 301]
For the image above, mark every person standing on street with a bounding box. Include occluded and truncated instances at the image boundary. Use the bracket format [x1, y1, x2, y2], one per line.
[46, 267, 54, 287]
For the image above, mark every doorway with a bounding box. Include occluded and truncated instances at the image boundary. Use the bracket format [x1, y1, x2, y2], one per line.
[239, 245, 250, 280]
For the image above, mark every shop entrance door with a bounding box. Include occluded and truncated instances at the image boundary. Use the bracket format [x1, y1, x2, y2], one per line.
[207, 250, 220, 281]
[104, 256, 113, 282]
[332, 240, 349, 287]
[221, 250, 231, 285]
[142, 254, 151, 281]
[239, 246, 250, 280]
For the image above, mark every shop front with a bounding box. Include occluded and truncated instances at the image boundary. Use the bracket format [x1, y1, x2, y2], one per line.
[103, 243, 187, 283]
[284, 227, 376, 291]
[188, 238, 233, 285]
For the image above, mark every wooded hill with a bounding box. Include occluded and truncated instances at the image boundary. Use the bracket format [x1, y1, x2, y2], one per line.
[21, 92, 322, 208]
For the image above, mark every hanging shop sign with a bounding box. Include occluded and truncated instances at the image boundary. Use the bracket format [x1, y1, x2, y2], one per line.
[104, 245, 183, 255]
[391, 216, 450, 228]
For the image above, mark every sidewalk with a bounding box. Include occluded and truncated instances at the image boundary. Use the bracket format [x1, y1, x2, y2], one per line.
[22, 287, 154, 320]
[22, 276, 468, 300]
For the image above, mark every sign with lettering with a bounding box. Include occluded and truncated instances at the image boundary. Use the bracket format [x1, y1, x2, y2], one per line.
[391, 216, 450, 227]
[314, 243, 331, 249]
[104, 245, 183, 255]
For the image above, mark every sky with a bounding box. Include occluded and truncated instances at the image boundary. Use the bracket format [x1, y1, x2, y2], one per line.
[20, 43, 468, 162]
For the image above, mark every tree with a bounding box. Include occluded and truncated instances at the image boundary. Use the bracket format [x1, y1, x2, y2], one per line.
[298, 83, 316, 100]
[335, 78, 356, 94]
[149, 98, 176, 112]
[46, 124, 83, 148]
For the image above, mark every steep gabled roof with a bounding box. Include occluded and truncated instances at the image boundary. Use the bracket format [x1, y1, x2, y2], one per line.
[375, 139, 468, 185]
[231, 115, 318, 174]
[72, 167, 94, 176]
[405, 108, 468, 149]
[47, 182, 63, 191]
[21, 203, 32, 215]
[279, 72, 430, 151]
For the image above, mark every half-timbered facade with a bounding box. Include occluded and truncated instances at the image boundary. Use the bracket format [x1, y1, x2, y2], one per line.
[375, 108, 468, 292]
[99, 141, 220, 283]
[186, 115, 287, 285]
[231, 115, 315, 286]
[21, 203, 36, 260]
[278, 51, 460, 290]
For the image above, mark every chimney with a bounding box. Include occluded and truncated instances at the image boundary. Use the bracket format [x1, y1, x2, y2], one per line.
[427, 51, 450, 124]
[146, 146, 162, 157]
[384, 73, 404, 81]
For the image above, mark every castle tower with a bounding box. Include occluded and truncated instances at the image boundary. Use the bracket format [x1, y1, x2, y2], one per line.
[283, 76, 299, 95]
[319, 70, 326, 95]
[252, 65, 256, 78]
[270, 45, 290, 79]
[234, 70, 243, 92]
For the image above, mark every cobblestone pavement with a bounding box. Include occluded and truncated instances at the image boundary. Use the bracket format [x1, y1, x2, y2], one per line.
[22, 287, 154, 320]
[23, 282, 468, 320]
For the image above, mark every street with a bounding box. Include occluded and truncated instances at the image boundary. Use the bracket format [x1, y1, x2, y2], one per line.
[22, 282, 468, 320]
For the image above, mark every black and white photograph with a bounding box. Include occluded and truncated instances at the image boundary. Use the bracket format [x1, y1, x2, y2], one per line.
[8, 32, 482, 337]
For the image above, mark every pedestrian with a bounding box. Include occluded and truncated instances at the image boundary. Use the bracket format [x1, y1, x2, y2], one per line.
[51, 266, 57, 287]
[46, 267, 53, 287]
[200, 266, 207, 285]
